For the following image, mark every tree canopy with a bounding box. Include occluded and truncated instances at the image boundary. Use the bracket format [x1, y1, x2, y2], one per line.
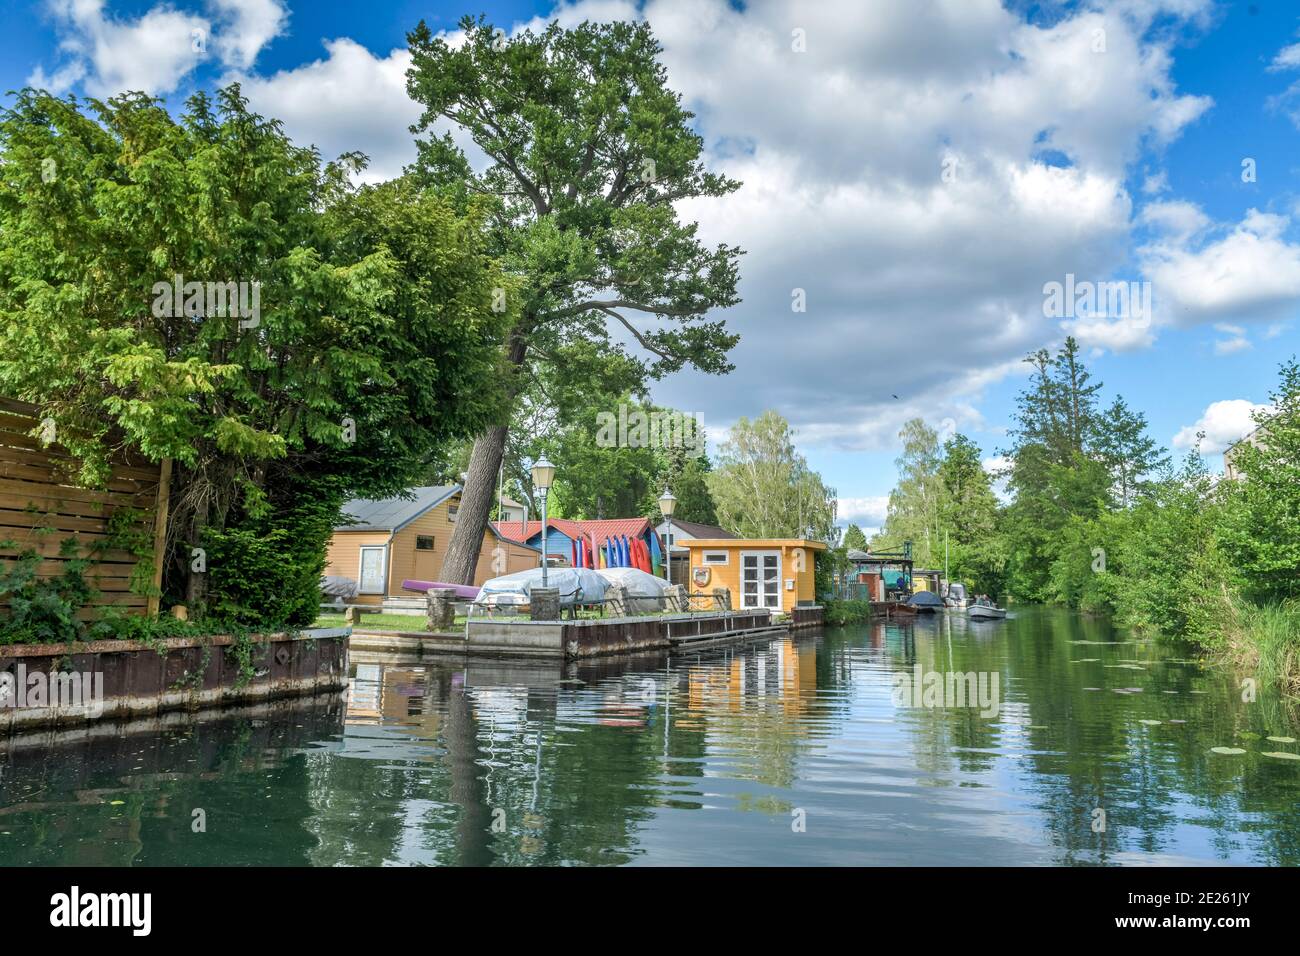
[0, 86, 510, 621]
[404, 15, 743, 582]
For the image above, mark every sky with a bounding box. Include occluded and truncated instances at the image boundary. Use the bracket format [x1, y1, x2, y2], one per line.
[5, 0, 1300, 533]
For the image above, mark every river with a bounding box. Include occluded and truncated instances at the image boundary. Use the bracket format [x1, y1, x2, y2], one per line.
[1, 607, 1297, 865]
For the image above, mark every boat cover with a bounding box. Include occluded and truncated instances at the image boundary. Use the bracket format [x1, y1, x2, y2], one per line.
[595, 567, 671, 613]
[474, 567, 609, 607]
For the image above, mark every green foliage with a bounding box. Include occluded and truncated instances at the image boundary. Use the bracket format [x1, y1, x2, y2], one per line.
[823, 599, 872, 626]
[203, 473, 343, 628]
[1215, 360, 1300, 605]
[405, 14, 744, 579]
[0, 537, 92, 644]
[0, 85, 510, 622]
[842, 524, 868, 552]
[707, 410, 836, 540]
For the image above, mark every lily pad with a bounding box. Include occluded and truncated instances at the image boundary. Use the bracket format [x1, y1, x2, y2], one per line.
[1139, 719, 1162, 726]
[1072, 658, 1101, 663]
[1261, 751, 1300, 761]
[109, 800, 125, 806]
[1236, 731, 1262, 741]
[1266, 736, 1297, 744]
[1210, 747, 1247, 755]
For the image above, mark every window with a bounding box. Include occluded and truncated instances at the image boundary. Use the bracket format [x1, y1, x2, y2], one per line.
[664, 532, 675, 546]
[415, 535, 435, 551]
[447, 504, 459, 522]
[703, 551, 729, 565]
[358, 546, 386, 594]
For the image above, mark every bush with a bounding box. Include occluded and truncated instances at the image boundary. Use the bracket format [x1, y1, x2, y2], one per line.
[202, 473, 343, 629]
[824, 598, 872, 626]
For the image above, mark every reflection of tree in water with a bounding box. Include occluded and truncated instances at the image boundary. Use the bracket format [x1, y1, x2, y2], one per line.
[877, 606, 1300, 866]
[0, 700, 341, 866]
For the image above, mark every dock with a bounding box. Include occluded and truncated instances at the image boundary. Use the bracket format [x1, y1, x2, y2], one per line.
[348, 606, 823, 660]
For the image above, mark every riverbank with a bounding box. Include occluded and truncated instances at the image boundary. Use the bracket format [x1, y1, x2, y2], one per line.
[5, 607, 1297, 866]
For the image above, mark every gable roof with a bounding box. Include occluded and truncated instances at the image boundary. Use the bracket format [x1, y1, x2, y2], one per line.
[657, 519, 735, 540]
[492, 517, 658, 547]
[336, 485, 458, 533]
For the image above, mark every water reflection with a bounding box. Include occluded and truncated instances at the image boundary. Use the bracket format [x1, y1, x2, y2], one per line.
[1, 608, 1297, 866]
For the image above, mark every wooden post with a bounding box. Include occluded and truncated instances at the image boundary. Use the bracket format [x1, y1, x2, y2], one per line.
[147, 457, 172, 617]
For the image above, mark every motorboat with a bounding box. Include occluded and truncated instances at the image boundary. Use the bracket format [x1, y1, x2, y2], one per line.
[967, 598, 1006, 621]
[944, 582, 970, 609]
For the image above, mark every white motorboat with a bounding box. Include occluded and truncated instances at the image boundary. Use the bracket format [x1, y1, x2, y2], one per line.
[967, 599, 1006, 621]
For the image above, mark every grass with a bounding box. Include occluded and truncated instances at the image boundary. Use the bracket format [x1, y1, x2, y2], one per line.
[313, 612, 466, 632]
[1215, 600, 1300, 698]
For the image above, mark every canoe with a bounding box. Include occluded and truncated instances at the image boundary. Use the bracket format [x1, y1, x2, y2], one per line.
[401, 579, 481, 600]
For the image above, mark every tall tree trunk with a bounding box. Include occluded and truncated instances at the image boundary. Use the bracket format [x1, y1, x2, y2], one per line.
[439, 423, 510, 584]
[439, 330, 530, 585]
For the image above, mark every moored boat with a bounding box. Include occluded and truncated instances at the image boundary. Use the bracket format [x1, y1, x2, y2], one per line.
[967, 599, 1006, 621]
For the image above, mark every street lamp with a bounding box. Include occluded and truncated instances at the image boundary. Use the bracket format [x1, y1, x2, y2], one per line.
[531, 457, 555, 587]
[658, 488, 677, 584]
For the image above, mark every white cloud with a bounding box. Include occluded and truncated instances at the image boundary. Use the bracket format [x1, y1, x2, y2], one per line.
[210, 0, 287, 71]
[104, 0, 1209, 451]
[1172, 399, 1271, 453]
[231, 39, 423, 183]
[1211, 322, 1250, 355]
[837, 496, 890, 528]
[30, 0, 286, 97]
[1270, 41, 1300, 72]
[1141, 170, 1169, 195]
[1140, 207, 1300, 329]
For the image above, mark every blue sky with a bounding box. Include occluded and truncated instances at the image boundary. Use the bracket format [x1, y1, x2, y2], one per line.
[5, 0, 1300, 531]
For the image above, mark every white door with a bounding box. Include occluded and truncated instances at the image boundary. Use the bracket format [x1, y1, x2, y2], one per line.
[358, 546, 387, 594]
[741, 551, 781, 610]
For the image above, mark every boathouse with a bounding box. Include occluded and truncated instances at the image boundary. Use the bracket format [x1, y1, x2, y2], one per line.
[684, 538, 826, 613]
[324, 486, 540, 605]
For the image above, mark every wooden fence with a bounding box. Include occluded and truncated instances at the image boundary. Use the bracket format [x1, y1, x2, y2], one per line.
[0, 399, 168, 619]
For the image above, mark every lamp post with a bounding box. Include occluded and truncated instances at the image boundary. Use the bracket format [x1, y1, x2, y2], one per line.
[658, 488, 677, 584]
[531, 457, 555, 588]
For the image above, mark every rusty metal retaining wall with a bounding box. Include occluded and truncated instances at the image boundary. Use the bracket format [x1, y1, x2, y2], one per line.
[0, 627, 349, 732]
[790, 606, 825, 629]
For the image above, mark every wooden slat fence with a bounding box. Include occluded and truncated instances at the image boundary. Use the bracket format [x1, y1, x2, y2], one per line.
[0, 398, 166, 619]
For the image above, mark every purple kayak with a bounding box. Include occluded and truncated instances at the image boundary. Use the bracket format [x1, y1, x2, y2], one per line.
[401, 579, 480, 600]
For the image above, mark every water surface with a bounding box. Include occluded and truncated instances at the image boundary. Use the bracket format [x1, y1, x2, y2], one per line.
[1, 608, 1297, 866]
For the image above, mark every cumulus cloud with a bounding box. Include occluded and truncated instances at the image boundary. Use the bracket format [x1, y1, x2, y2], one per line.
[1140, 206, 1300, 329]
[29, 0, 286, 97]
[837, 496, 890, 528]
[231, 39, 422, 183]
[210, 0, 287, 71]
[1172, 399, 1271, 454]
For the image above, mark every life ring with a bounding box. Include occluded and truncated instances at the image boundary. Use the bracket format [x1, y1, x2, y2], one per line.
[692, 567, 711, 587]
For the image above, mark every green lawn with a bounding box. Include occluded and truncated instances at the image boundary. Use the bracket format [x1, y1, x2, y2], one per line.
[313, 612, 463, 631]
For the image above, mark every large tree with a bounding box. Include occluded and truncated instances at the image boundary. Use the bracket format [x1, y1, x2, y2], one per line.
[0, 87, 509, 621]
[706, 410, 836, 540]
[405, 15, 743, 583]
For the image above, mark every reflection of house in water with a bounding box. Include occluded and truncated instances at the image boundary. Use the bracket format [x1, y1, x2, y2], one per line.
[685, 639, 815, 718]
[346, 664, 441, 734]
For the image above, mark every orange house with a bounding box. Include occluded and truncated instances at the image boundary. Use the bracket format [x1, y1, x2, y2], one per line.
[684, 539, 826, 614]
[324, 485, 539, 605]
